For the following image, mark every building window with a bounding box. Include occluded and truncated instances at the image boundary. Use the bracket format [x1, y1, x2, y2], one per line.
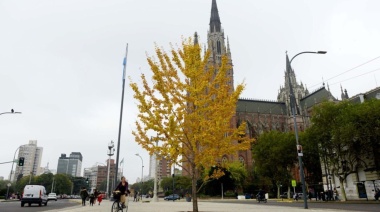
[239, 156, 245, 165]
[222, 156, 228, 164]
[217, 41, 221, 54]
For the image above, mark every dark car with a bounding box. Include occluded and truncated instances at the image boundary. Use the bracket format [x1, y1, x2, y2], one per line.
[164, 194, 180, 201]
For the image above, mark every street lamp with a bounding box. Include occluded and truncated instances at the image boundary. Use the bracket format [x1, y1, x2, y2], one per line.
[135, 153, 143, 201]
[152, 137, 158, 202]
[286, 50, 327, 209]
[0, 109, 22, 116]
[6, 146, 20, 199]
[172, 167, 175, 202]
[107, 141, 115, 198]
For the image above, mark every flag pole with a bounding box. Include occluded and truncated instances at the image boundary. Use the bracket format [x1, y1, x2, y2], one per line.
[115, 44, 128, 188]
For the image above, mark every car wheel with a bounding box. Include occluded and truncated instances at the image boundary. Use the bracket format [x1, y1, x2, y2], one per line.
[21, 202, 24, 207]
[28, 203, 31, 207]
[39, 202, 42, 206]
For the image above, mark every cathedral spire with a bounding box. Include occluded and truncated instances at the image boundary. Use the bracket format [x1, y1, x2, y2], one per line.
[227, 36, 230, 52]
[210, 0, 221, 33]
[194, 31, 199, 45]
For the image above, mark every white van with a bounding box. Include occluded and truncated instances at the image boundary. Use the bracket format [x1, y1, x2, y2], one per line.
[21, 185, 48, 207]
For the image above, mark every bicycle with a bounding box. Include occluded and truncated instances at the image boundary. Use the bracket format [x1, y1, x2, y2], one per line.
[111, 192, 128, 212]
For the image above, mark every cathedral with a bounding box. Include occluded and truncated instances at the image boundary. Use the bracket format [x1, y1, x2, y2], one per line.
[187, 0, 380, 198]
[202, 0, 337, 170]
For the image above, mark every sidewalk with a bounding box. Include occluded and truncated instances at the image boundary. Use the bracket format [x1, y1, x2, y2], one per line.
[44, 198, 370, 212]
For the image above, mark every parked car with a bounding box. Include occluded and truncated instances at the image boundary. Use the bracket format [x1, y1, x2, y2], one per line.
[48, 193, 57, 201]
[280, 192, 294, 199]
[296, 193, 308, 199]
[164, 194, 180, 201]
[21, 185, 48, 207]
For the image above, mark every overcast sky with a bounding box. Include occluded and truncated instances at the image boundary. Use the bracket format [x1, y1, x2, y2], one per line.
[1, 0, 380, 184]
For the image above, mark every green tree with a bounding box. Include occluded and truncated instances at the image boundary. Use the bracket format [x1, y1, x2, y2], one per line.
[252, 131, 297, 198]
[35, 173, 54, 193]
[54, 174, 72, 195]
[309, 99, 380, 201]
[71, 176, 87, 194]
[227, 161, 248, 191]
[0, 180, 12, 197]
[160, 176, 191, 194]
[202, 164, 247, 196]
[299, 131, 322, 185]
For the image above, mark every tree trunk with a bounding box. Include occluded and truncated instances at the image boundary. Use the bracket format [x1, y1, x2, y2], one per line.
[192, 165, 198, 212]
[277, 183, 280, 199]
[288, 186, 291, 199]
[339, 177, 347, 201]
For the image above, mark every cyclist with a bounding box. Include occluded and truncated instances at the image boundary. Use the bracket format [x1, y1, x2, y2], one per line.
[114, 176, 130, 208]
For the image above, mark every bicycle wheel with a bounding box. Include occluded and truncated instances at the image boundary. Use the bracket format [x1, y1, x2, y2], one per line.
[112, 201, 120, 212]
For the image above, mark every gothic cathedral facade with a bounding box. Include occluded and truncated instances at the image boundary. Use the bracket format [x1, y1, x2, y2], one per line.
[201, 0, 336, 172]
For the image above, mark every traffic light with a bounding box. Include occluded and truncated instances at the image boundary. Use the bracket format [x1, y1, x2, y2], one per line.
[18, 157, 25, 166]
[86, 178, 89, 185]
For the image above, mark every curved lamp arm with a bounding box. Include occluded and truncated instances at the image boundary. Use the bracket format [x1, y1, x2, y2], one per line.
[0, 109, 22, 116]
[290, 51, 327, 65]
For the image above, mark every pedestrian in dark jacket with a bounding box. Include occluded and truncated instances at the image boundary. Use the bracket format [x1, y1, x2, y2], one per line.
[80, 187, 88, 206]
[89, 193, 95, 206]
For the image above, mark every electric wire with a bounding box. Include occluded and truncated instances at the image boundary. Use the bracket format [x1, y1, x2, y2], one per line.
[329, 67, 380, 86]
[309, 55, 380, 89]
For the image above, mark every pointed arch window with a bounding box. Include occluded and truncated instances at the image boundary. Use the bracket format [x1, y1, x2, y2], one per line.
[217, 40, 221, 54]
[238, 156, 245, 165]
[222, 156, 228, 164]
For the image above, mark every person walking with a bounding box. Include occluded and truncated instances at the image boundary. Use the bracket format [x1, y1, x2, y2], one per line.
[134, 191, 138, 202]
[89, 193, 95, 206]
[80, 187, 89, 206]
[93, 189, 99, 205]
[97, 193, 103, 205]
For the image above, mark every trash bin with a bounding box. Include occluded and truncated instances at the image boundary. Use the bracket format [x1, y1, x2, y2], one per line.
[186, 197, 191, 202]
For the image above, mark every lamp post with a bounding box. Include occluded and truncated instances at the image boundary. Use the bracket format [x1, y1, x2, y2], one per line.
[6, 146, 20, 199]
[153, 138, 158, 202]
[286, 50, 327, 209]
[172, 163, 175, 202]
[135, 153, 143, 201]
[107, 141, 115, 198]
[0, 109, 22, 116]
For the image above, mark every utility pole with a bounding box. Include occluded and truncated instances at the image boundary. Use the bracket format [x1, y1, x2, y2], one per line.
[107, 141, 115, 198]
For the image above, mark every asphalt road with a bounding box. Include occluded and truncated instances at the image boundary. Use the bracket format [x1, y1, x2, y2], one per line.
[211, 199, 380, 212]
[0, 199, 78, 212]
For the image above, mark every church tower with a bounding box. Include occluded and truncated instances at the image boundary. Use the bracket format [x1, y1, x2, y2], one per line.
[277, 54, 309, 116]
[207, 0, 234, 91]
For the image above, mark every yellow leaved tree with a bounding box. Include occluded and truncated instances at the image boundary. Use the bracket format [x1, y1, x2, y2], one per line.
[130, 38, 251, 212]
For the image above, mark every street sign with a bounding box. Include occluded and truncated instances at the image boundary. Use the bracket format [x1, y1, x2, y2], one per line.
[292, 180, 296, 187]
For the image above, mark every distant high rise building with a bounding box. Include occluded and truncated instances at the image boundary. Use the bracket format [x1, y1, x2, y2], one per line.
[149, 154, 156, 179]
[84, 165, 99, 192]
[149, 154, 171, 181]
[96, 159, 117, 191]
[13, 140, 43, 182]
[56, 152, 83, 177]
